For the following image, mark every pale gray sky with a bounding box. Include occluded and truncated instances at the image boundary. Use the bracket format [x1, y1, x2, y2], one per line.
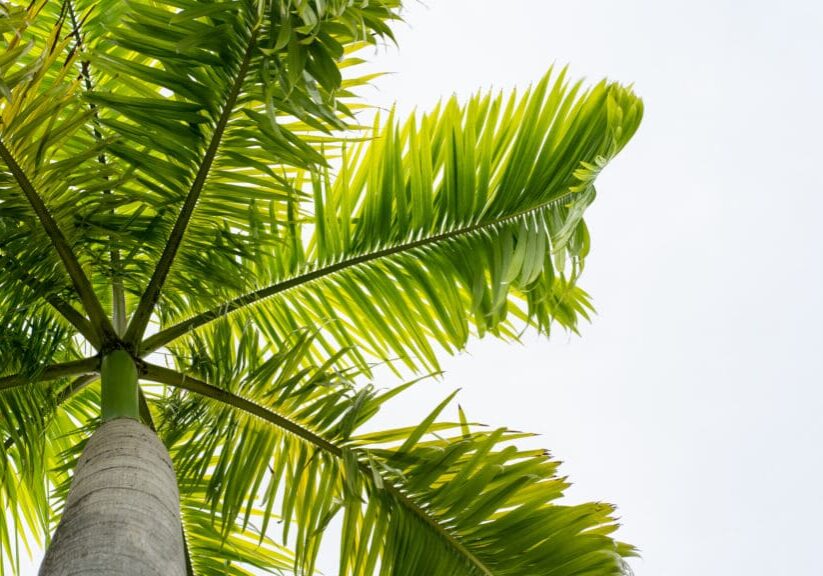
[19, 1, 823, 574]
[360, 1, 823, 575]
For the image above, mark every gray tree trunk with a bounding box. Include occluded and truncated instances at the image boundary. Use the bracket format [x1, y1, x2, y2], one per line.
[39, 418, 186, 576]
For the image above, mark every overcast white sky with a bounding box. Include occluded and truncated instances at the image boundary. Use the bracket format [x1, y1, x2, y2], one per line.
[357, 1, 823, 575]
[19, 1, 823, 574]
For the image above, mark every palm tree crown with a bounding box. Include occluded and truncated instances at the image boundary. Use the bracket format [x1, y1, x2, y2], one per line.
[0, 0, 642, 574]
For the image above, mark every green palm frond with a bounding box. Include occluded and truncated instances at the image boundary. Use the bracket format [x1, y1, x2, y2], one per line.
[153, 323, 361, 574]
[0, 0, 116, 345]
[344, 412, 634, 576]
[0, 385, 54, 566]
[140, 325, 634, 576]
[181, 495, 295, 576]
[1, 0, 403, 354]
[56, 0, 402, 343]
[144, 71, 642, 373]
[0, 0, 140, 351]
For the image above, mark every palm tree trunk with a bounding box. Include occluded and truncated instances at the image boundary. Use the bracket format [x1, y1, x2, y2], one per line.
[38, 418, 186, 575]
[39, 350, 186, 575]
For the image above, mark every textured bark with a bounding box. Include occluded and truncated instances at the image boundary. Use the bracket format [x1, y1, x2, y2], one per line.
[39, 419, 186, 576]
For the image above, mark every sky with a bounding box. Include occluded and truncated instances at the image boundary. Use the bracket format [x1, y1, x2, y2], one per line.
[18, 1, 823, 574]
[352, 1, 823, 575]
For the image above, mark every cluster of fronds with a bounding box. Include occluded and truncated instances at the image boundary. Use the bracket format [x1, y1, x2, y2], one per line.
[0, 0, 642, 574]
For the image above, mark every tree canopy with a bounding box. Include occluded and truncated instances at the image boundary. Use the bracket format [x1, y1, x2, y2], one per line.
[0, 0, 642, 574]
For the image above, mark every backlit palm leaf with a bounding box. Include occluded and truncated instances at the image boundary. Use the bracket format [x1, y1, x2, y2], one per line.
[148, 325, 635, 575]
[144, 72, 642, 373]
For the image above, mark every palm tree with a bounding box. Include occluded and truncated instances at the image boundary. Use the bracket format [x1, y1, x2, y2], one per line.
[0, 0, 643, 574]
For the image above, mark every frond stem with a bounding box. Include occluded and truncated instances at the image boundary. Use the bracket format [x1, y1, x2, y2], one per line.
[65, 0, 127, 335]
[0, 357, 99, 393]
[124, 30, 259, 345]
[141, 363, 340, 453]
[0, 139, 116, 346]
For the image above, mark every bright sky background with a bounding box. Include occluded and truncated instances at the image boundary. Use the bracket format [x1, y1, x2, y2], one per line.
[19, 1, 823, 574]
[354, 1, 823, 575]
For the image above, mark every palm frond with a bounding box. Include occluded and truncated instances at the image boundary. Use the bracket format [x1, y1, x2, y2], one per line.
[144, 70, 642, 374]
[342, 410, 635, 576]
[0, 250, 97, 344]
[3, 0, 403, 348]
[120, 3, 263, 343]
[143, 325, 634, 576]
[0, 0, 115, 344]
[0, 211, 97, 365]
[40, 0, 403, 344]
[181, 495, 295, 576]
[0, 247, 95, 385]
